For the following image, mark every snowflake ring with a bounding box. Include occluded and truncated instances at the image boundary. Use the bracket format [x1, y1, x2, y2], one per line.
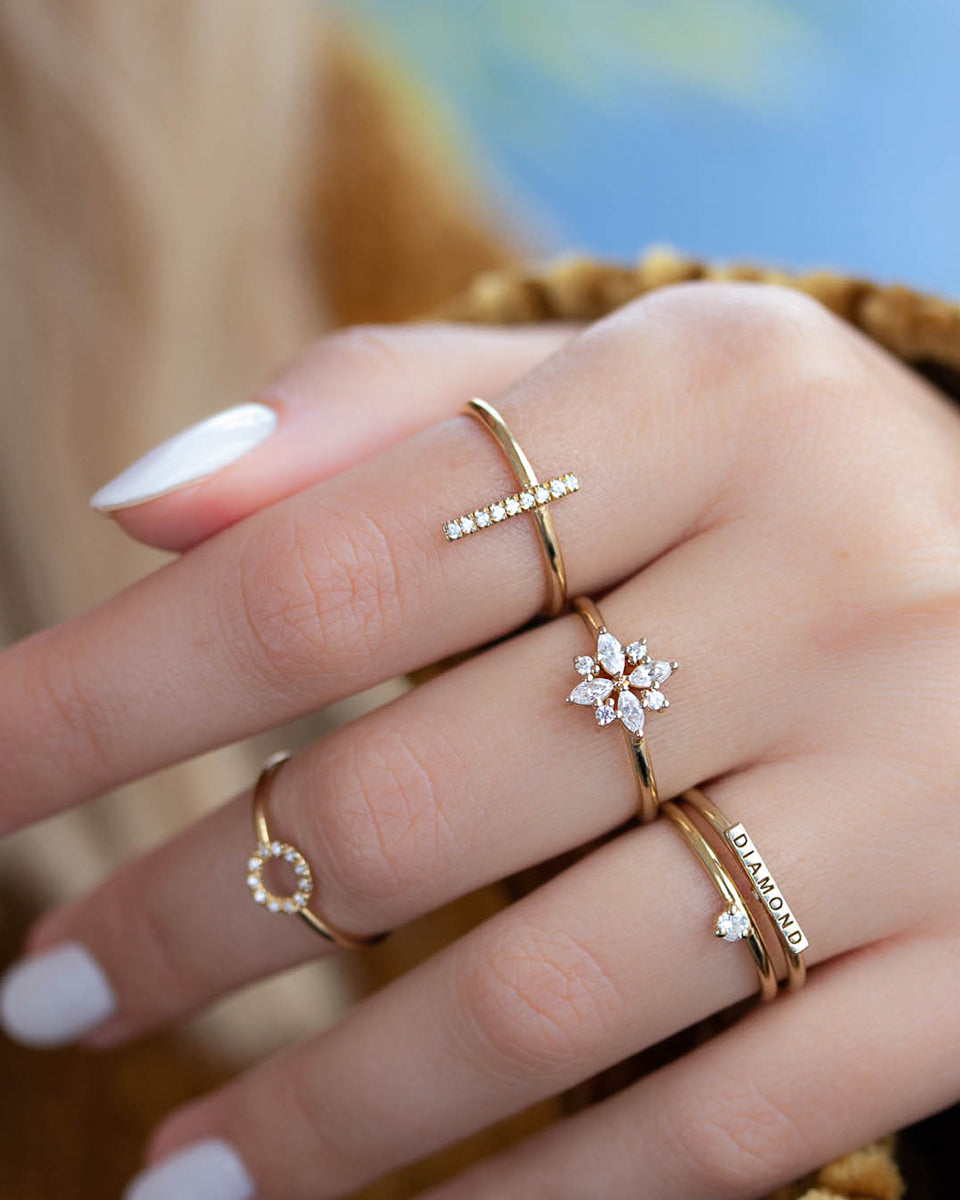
[566, 597, 678, 823]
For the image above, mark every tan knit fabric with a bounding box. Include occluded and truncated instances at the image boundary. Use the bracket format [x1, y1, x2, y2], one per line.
[441, 246, 960, 385]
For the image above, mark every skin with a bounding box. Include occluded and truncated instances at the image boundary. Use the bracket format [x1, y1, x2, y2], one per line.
[7, 283, 960, 1197]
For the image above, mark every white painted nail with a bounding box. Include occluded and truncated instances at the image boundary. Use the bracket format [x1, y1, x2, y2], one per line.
[125, 1140, 255, 1200]
[0, 942, 115, 1046]
[90, 402, 278, 511]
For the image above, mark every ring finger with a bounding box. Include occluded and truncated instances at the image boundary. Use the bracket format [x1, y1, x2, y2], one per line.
[123, 754, 930, 1200]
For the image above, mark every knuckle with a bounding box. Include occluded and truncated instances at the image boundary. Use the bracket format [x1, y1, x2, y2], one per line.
[613, 279, 843, 378]
[456, 919, 626, 1079]
[269, 1061, 365, 1192]
[14, 632, 117, 797]
[91, 878, 190, 1015]
[797, 420, 960, 631]
[601, 282, 863, 467]
[862, 483, 960, 594]
[319, 324, 414, 384]
[230, 503, 403, 695]
[666, 1082, 806, 1194]
[316, 721, 468, 915]
[604, 290, 960, 624]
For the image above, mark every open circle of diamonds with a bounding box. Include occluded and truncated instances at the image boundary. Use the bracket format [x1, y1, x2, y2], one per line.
[246, 842, 314, 915]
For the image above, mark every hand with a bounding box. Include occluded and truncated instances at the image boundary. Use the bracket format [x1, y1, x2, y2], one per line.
[2, 284, 959, 1200]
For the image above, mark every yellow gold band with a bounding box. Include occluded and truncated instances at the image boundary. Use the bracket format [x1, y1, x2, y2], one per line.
[463, 396, 570, 617]
[663, 799, 779, 1002]
[247, 752, 384, 951]
[682, 787, 807, 990]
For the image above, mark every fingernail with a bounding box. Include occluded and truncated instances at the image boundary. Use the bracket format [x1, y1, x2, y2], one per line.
[125, 1140, 255, 1200]
[0, 942, 115, 1046]
[90, 402, 278, 511]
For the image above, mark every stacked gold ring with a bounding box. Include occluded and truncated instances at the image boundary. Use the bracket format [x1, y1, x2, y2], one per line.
[664, 788, 808, 999]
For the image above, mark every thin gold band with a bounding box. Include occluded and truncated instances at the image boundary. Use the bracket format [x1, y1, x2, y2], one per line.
[682, 787, 807, 990]
[574, 597, 660, 823]
[248, 752, 383, 951]
[663, 799, 779, 1002]
[465, 397, 569, 617]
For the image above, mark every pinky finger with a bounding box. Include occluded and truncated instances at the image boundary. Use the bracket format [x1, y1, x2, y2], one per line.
[421, 926, 960, 1200]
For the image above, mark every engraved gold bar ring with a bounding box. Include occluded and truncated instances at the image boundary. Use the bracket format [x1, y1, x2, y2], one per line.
[663, 799, 780, 1002]
[682, 787, 808, 990]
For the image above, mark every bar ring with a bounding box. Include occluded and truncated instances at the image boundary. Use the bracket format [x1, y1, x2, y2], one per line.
[663, 789, 808, 1000]
[442, 397, 580, 618]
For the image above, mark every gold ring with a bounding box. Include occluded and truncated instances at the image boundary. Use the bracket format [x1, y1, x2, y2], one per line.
[246, 752, 384, 950]
[442, 397, 579, 618]
[682, 787, 807, 990]
[663, 790, 808, 1000]
[566, 597, 677, 823]
[663, 799, 778, 1001]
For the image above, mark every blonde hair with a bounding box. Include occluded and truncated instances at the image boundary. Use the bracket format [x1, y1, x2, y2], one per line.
[0, 0, 508, 1066]
[0, 0, 328, 1053]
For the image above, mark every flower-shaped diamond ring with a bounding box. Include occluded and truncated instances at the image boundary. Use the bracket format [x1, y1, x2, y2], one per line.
[566, 598, 679, 822]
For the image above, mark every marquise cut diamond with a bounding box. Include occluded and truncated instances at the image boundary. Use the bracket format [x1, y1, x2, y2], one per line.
[596, 632, 625, 677]
[617, 689, 645, 735]
[568, 678, 614, 705]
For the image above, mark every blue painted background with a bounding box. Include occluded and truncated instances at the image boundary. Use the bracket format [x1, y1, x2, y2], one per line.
[342, 1, 959, 294]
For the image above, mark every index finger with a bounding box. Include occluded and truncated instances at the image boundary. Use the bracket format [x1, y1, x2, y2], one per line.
[0, 283, 801, 832]
[104, 323, 579, 552]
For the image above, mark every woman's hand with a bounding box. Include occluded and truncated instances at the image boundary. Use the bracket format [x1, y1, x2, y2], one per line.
[3, 283, 960, 1200]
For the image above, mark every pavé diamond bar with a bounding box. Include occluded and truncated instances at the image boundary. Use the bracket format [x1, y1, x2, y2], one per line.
[443, 473, 579, 542]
